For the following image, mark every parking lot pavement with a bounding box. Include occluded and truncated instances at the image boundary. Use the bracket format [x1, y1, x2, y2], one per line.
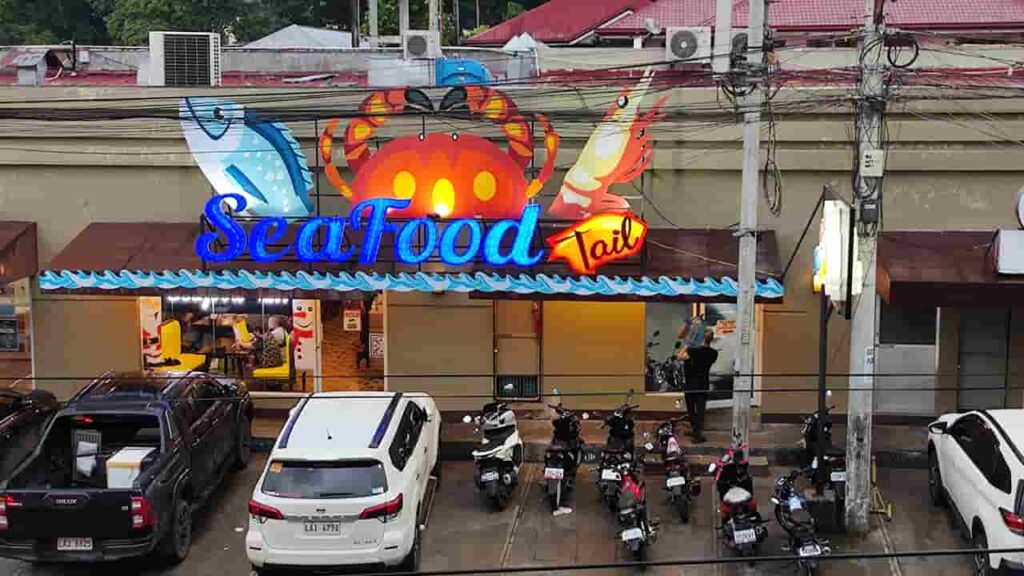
[0, 458, 981, 576]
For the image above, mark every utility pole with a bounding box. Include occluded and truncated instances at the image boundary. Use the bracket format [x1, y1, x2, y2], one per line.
[399, 0, 410, 36]
[731, 0, 767, 447]
[368, 0, 379, 46]
[846, 0, 887, 533]
[429, 0, 440, 32]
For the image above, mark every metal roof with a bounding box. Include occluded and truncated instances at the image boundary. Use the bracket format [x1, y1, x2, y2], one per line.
[244, 24, 354, 49]
[466, 0, 650, 45]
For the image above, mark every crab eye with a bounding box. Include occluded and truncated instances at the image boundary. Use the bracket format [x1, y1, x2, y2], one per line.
[638, 129, 645, 138]
[617, 96, 628, 108]
[213, 107, 224, 120]
[451, 132, 459, 141]
[473, 171, 496, 202]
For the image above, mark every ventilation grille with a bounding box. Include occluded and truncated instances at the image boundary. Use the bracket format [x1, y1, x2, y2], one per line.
[162, 33, 220, 87]
[496, 375, 540, 400]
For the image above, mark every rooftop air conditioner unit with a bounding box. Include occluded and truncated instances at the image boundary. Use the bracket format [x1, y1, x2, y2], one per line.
[148, 31, 221, 87]
[403, 30, 442, 60]
[665, 27, 712, 64]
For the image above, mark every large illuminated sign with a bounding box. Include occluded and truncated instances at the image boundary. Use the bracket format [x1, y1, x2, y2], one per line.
[813, 200, 861, 300]
[196, 193, 646, 273]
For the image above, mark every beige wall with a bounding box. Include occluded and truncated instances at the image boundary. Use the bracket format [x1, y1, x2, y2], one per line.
[2, 85, 1024, 413]
[31, 290, 141, 399]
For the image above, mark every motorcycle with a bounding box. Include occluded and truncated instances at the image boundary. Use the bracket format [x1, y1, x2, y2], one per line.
[615, 459, 657, 562]
[660, 341, 686, 392]
[597, 393, 639, 511]
[464, 402, 523, 511]
[543, 399, 585, 510]
[645, 331, 665, 391]
[709, 432, 767, 556]
[773, 469, 832, 575]
[643, 416, 700, 523]
[799, 390, 847, 527]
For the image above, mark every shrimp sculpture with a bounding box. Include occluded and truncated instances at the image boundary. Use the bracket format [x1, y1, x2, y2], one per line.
[549, 69, 668, 220]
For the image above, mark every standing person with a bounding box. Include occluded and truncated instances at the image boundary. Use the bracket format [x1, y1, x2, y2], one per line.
[681, 328, 718, 444]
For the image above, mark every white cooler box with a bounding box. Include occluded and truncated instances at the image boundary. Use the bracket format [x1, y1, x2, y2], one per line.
[106, 447, 156, 489]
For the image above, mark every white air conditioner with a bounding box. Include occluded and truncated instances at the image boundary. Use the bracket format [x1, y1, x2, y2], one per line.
[148, 31, 222, 87]
[665, 27, 712, 63]
[402, 30, 442, 60]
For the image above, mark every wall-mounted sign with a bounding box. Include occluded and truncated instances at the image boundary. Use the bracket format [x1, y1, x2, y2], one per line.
[343, 309, 361, 331]
[0, 317, 17, 352]
[196, 193, 648, 274]
[997, 191, 1024, 274]
[715, 319, 736, 335]
[369, 332, 385, 359]
[813, 200, 861, 300]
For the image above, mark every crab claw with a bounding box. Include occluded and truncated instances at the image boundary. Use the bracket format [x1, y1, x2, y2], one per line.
[405, 88, 434, 113]
[439, 86, 469, 114]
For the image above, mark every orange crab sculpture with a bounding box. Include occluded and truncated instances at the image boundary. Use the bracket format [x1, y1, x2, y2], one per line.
[320, 86, 558, 220]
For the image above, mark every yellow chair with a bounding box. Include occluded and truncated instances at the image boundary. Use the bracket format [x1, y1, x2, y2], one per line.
[154, 320, 207, 372]
[252, 332, 294, 389]
[233, 320, 255, 348]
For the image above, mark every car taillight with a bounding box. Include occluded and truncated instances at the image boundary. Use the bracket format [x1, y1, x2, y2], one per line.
[131, 497, 154, 530]
[0, 495, 13, 532]
[1001, 508, 1024, 536]
[248, 499, 284, 520]
[360, 493, 403, 522]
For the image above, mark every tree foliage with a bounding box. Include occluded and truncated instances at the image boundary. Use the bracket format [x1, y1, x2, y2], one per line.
[0, 0, 551, 46]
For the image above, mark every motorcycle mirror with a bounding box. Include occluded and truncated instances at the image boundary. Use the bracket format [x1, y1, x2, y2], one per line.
[644, 442, 655, 451]
[462, 414, 472, 424]
[707, 463, 717, 473]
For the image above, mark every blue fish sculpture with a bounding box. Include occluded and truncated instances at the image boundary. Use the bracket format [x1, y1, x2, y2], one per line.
[180, 97, 314, 217]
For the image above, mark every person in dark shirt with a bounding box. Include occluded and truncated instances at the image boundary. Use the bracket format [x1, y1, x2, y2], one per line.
[682, 328, 718, 443]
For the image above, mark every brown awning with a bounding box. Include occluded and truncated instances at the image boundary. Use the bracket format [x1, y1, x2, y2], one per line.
[0, 221, 36, 285]
[878, 230, 1024, 307]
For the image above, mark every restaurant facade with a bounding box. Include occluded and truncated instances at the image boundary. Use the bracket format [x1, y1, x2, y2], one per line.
[2, 78, 1024, 421]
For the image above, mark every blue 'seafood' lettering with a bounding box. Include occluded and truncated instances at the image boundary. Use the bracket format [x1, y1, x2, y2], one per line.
[195, 193, 545, 267]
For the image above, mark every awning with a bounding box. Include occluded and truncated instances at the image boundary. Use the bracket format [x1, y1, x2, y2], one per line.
[38, 222, 784, 301]
[878, 230, 1024, 307]
[0, 221, 36, 285]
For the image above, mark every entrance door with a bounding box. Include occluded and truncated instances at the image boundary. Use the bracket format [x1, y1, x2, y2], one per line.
[958, 308, 1010, 410]
[494, 300, 541, 400]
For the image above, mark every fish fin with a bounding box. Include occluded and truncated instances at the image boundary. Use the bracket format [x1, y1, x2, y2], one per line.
[245, 110, 314, 213]
[226, 164, 269, 205]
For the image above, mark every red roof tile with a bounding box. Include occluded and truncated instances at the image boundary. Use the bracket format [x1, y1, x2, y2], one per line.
[466, 0, 652, 45]
[601, 0, 1024, 34]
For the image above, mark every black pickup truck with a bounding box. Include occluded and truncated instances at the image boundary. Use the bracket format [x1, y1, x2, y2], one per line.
[0, 388, 60, 482]
[0, 371, 252, 563]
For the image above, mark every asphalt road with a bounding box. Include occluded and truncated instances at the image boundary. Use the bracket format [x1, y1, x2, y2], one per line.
[0, 457, 977, 576]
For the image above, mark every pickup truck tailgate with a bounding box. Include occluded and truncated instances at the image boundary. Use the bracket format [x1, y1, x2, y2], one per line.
[4, 490, 136, 538]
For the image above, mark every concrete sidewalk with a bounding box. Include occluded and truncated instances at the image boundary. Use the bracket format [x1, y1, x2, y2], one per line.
[253, 409, 929, 468]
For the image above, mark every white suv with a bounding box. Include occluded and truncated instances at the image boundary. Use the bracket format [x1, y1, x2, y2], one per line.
[246, 392, 440, 574]
[928, 409, 1024, 575]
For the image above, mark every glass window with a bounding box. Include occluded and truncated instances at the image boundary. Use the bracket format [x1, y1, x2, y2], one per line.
[951, 415, 1012, 493]
[261, 459, 388, 499]
[879, 302, 936, 345]
[388, 403, 424, 471]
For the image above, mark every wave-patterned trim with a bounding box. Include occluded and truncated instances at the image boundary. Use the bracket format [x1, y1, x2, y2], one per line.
[38, 270, 785, 299]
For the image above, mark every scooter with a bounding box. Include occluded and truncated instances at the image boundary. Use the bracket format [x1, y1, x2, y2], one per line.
[709, 432, 767, 556]
[543, 400, 585, 510]
[773, 469, 832, 575]
[597, 393, 639, 511]
[616, 459, 657, 562]
[660, 341, 686, 392]
[643, 416, 701, 523]
[799, 390, 847, 526]
[464, 402, 523, 511]
[645, 331, 665, 391]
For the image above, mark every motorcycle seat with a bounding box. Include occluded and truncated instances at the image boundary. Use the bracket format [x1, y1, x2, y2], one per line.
[484, 426, 516, 445]
[825, 447, 845, 458]
[548, 440, 576, 452]
[723, 486, 752, 505]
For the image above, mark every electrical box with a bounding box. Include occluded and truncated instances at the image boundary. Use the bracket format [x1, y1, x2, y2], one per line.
[860, 149, 886, 178]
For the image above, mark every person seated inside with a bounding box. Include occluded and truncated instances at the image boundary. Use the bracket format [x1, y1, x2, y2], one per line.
[255, 315, 288, 368]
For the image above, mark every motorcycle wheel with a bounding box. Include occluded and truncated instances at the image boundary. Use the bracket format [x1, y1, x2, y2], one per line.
[675, 496, 690, 524]
[802, 563, 817, 576]
[548, 491, 560, 511]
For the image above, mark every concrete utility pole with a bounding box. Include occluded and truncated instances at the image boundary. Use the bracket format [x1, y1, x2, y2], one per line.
[846, 0, 887, 533]
[399, 0, 410, 36]
[731, 0, 766, 447]
[429, 0, 439, 32]
[368, 0, 379, 45]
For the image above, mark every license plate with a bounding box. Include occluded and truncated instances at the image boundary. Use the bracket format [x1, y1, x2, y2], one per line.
[621, 527, 644, 542]
[544, 467, 564, 480]
[830, 470, 846, 482]
[481, 471, 499, 482]
[601, 469, 621, 481]
[57, 537, 92, 551]
[666, 476, 688, 488]
[304, 521, 341, 534]
[799, 543, 822, 557]
[734, 528, 757, 545]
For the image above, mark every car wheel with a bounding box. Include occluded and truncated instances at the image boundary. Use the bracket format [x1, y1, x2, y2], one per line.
[234, 417, 253, 470]
[398, 517, 421, 572]
[158, 498, 192, 563]
[973, 528, 993, 576]
[928, 448, 945, 506]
